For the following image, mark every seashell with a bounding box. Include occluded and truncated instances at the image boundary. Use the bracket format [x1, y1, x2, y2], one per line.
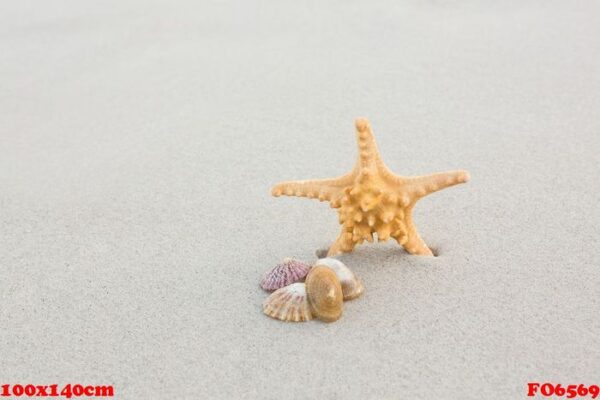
[262, 283, 313, 322]
[260, 258, 311, 291]
[315, 258, 364, 301]
[305, 266, 343, 323]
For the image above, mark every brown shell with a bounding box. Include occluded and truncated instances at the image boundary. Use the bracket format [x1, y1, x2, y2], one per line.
[305, 266, 343, 323]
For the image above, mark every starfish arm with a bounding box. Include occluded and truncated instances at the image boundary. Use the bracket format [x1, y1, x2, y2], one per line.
[404, 170, 470, 199]
[271, 171, 356, 206]
[355, 118, 383, 170]
[392, 209, 434, 256]
[327, 231, 357, 256]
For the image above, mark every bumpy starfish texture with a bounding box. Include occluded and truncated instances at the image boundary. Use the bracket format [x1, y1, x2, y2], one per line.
[272, 118, 470, 257]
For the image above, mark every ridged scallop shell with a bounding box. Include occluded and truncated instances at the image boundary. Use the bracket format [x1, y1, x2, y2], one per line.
[262, 283, 313, 322]
[305, 266, 343, 323]
[315, 258, 364, 301]
[260, 258, 311, 291]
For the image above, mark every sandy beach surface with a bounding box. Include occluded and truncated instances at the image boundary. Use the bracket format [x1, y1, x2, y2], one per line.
[1, 1, 599, 399]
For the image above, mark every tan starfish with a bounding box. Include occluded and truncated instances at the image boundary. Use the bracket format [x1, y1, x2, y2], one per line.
[272, 118, 470, 257]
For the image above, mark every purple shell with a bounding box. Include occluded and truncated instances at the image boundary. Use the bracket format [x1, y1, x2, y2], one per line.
[260, 258, 312, 291]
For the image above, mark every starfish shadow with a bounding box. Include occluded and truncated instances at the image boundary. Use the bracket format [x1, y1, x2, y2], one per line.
[316, 240, 442, 262]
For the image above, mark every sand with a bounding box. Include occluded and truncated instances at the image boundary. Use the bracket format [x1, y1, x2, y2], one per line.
[1, 1, 599, 399]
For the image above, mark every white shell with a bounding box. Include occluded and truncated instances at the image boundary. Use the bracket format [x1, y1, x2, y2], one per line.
[314, 258, 364, 301]
[262, 283, 313, 322]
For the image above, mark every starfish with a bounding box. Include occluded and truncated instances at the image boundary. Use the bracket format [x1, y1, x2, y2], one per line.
[271, 118, 470, 257]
